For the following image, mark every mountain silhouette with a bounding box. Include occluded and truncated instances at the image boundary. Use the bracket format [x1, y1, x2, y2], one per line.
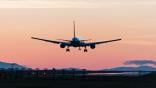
[105, 66, 156, 71]
[0, 61, 27, 69]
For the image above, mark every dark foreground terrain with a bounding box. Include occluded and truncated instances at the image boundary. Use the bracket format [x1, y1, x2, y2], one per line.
[0, 70, 156, 88]
[0, 74, 156, 88]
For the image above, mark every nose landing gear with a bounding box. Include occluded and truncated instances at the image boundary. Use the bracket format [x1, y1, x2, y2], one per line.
[78, 47, 81, 50]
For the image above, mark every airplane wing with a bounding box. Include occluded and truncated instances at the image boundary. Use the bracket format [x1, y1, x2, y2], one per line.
[80, 39, 92, 41]
[57, 39, 71, 42]
[85, 39, 122, 46]
[31, 37, 67, 44]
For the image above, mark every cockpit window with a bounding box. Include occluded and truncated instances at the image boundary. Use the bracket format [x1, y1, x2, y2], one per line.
[72, 37, 80, 41]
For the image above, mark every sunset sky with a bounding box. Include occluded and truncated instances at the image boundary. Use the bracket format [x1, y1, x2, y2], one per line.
[0, 0, 156, 70]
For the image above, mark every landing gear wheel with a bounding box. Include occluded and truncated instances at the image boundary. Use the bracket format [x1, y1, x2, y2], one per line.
[66, 49, 70, 52]
[84, 49, 88, 52]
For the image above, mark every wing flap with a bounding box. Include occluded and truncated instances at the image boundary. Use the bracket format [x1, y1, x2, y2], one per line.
[31, 37, 61, 44]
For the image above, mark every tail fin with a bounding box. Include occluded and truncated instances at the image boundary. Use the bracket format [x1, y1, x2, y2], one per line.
[73, 21, 76, 37]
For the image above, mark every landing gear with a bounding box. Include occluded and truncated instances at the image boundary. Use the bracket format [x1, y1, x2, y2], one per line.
[78, 47, 81, 50]
[84, 49, 88, 52]
[66, 48, 70, 52]
[66, 46, 70, 52]
[84, 47, 88, 52]
[65, 46, 88, 52]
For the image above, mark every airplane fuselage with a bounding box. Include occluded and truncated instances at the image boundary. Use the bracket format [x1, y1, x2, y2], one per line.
[71, 37, 81, 47]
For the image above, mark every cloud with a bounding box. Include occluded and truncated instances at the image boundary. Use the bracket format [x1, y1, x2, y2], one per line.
[124, 60, 156, 66]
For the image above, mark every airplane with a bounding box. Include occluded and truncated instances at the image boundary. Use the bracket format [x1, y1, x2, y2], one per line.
[31, 21, 121, 52]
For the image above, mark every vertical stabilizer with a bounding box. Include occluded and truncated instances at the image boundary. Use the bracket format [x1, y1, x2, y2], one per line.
[73, 21, 76, 37]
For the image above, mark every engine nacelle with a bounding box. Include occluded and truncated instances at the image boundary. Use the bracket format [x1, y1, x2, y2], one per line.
[90, 44, 96, 49]
[60, 43, 66, 48]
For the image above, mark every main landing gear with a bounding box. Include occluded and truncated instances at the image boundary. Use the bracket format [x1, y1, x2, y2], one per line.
[84, 49, 88, 52]
[84, 47, 88, 52]
[66, 46, 70, 52]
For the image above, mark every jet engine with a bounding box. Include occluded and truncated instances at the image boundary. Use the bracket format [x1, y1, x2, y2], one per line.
[90, 44, 96, 49]
[60, 43, 66, 48]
